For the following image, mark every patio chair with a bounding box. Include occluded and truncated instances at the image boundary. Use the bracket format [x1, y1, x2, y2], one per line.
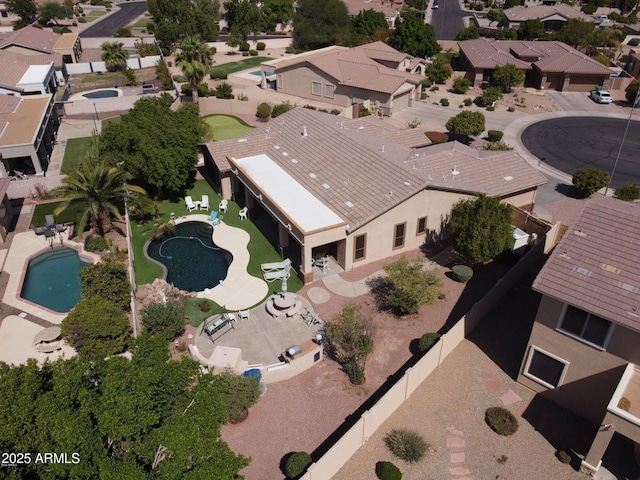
[45, 214, 56, 229]
[185, 196, 197, 212]
[238, 310, 250, 321]
[239, 206, 248, 220]
[312, 256, 329, 273]
[200, 195, 210, 211]
[261, 258, 292, 272]
[219, 199, 228, 213]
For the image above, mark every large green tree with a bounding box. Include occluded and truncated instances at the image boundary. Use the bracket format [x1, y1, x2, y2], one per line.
[261, 0, 294, 32]
[100, 98, 203, 198]
[224, 0, 264, 43]
[351, 8, 389, 43]
[454, 25, 480, 41]
[292, 0, 351, 50]
[491, 63, 525, 93]
[101, 41, 129, 70]
[175, 35, 213, 103]
[37, 1, 67, 24]
[447, 194, 514, 265]
[80, 260, 132, 311]
[148, 0, 220, 46]
[426, 57, 453, 84]
[388, 12, 440, 58]
[6, 0, 36, 23]
[556, 18, 596, 50]
[445, 110, 485, 139]
[486, 8, 504, 26]
[517, 19, 546, 40]
[50, 135, 146, 237]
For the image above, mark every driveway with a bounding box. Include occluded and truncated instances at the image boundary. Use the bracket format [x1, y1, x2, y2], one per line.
[545, 90, 624, 114]
[79, 1, 148, 38]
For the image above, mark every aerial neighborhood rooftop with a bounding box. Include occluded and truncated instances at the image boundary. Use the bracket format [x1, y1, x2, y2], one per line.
[0, 0, 639, 478]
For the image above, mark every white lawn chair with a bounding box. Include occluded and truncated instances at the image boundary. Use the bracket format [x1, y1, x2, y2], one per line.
[185, 196, 197, 212]
[261, 258, 292, 272]
[239, 206, 248, 220]
[200, 195, 210, 210]
[219, 199, 228, 213]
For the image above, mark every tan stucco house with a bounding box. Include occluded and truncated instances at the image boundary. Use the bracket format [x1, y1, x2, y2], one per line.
[259, 42, 426, 117]
[458, 38, 614, 91]
[517, 198, 640, 476]
[500, 4, 594, 31]
[201, 107, 546, 283]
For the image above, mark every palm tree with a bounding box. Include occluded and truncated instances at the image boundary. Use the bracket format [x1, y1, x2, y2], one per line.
[175, 35, 213, 103]
[50, 135, 146, 238]
[101, 41, 129, 71]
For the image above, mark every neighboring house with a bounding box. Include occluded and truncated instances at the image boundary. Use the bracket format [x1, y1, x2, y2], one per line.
[201, 107, 546, 283]
[0, 93, 58, 176]
[500, 4, 594, 31]
[260, 42, 426, 117]
[458, 38, 614, 91]
[625, 49, 640, 80]
[517, 198, 640, 477]
[0, 51, 57, 96]
[342, 0, 402, 29]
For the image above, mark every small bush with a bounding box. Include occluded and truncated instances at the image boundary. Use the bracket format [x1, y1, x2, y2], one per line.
[213, 82, 234, 99]
[330, 109, 341, 115]
[141, 301, 185, 338]
[486, 105, 495, 111]
[452, 77, 472, 94]
[421, 78, 432, 89]
[376, 461, 402, 480]
[421, 92, 428, 100]
[242, 51, 249, 57]
[487, 130, 503, 142]
[485, 407, 519, 436]
[210, 68, 228, 80]
[614, 183, 640, 201]
[199, 299, 211, 313]
[556, 450, 572, 464]
[418, 332, 441, 353]
[303, 104, 316, 110]
[272, 100, 294, 117]
[496, 454, 508, 464]
[256, 41, 266, 50]
[572, 168, 610, 197]
[451, 265, 473, 283]
[507, 106, 515, 112]
[384, 428, 428, 463]
[256, 102, 272, 120]
[440, 98, 449, 106]
[114, 26, 132, 37]
[239, 42, 250, 51]
[172, 75, 187, 83]
[85, 235, 109, 252]
[358, 105, 371, 117]
[122, 68, 137, 86]
[464, 97, 473, 106]
[249, 49, 258, 56]
[78, 17, 87, 23]
[425, 131, 448, 144]
[284, 451, 312, 479]
[430, 85, 439, 91]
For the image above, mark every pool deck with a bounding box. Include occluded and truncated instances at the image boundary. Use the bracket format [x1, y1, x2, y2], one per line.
[2, 230, 101, 325]
[174, 214, 269, 311]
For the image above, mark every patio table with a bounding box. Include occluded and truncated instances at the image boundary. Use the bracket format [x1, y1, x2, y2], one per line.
[273, 292, 296, 310]
[33, 326, 61, 345]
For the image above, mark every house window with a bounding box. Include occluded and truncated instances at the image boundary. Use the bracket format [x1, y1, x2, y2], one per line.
[558, 305, 613, 349]
[354, 234, 366, 261]
[416, 216, 427, 236]
[324, 84, 335, 98]
[393, 223, 406, 249]
[1, 10, 7, 17]
[524, 346, 569, 389]
[277, 74, 283, 89]
[312, 81, 322, 96]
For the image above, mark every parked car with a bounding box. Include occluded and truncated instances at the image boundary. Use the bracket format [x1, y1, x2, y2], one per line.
[590, 90, 613, 104]
[433, 1, 439, 8]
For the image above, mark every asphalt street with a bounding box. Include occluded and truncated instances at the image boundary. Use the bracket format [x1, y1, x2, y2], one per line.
[521, 117, 640, 189]
[431, 0, 467, 40]
[79, 1, 148, 38]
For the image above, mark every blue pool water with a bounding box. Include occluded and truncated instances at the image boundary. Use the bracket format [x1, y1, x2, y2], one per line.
[250, 70, 274, 77]
[21, 247, 90, 313]
[83, 89, 119, 99]
[146, 222, 232, 292]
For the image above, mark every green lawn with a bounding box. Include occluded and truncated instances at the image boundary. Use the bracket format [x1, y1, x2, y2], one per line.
[210, 57, 271, 77]
[202, 115, 254, 141]
[131, 18, 151, 28]
[32, 202, 87, 232]
[62, 137, 92, 173]
[84, 11, 107, 22]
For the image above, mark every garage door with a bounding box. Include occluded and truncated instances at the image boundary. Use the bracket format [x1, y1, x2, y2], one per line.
[567, 75, 599, 92]
[391, 90, 411, 113]
[544, 74, 562, 90]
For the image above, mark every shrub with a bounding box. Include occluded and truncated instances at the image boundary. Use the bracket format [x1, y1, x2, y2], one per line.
[85, 235, 109, 252]
[452, 77, 472, 94]
[482, 142, 513, 151]
[486, 105, 495, 111]
[330, 109, 341, 115]
[425, 131, 448, 144]
[430, 85, 439, 91]
[556, 450, 572, 464]
[384, 428, 428, 463]
[485, 406, 519, 436]
[256, 41, 266, 50]
[421, 78, 432, 89]
[285, 452, 312, 479]
[114, 26, 132, 37]
[464, 97, 473, 106]
[272, 100, 294, 117]
[122, 68, 137, 86]
[581, 4, 597, 13]
[418, 332, 441, 353]
[451, 265, 473, 283]
[210, 68, 228, 80]
[507, 106, 515, 112]
[180, 83, 192, 96]
[214, 370, 262, 424]
[249, 49, 258, 56]
[80, 260, 131, 311]
[199, 299, 212, 312]
[475, 86, 502, 106]
[614, 183, 640, 201]
[141, 301, 185, 338]
[383, 257, 442, 315]
[172, 74, 188, 83]
[155, 59, 174, 90]
[572, 168, 610, 197]
[487, 130, 503, 142]
[197, 82, 211, 97]
[78, 17, 87, 23]
[303, 104, 316, 110]
[256, 102, 272, 121]
[239, 42, 250, 51]
[358, 105, 371, 117]
[440, 98, 449, 106]
[213, 82, 234, 99]
[376, 461, 402, 480]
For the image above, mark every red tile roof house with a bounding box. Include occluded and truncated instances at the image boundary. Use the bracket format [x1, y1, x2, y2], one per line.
[458, 38, 615, 91]
[201, 107, 547, 283]
[517, 198, 640, 476]
[259, 42, 426, 117]
[500, 4, 595, 31]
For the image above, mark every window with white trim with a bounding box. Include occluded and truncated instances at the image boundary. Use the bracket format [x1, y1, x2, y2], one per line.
[523, 346, 569, 389]
[312, 81, 322, 96]
[324, 84, 335, 98]
[557, 305, 613, 349]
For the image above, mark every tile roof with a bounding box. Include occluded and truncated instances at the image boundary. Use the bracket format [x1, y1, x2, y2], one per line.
[0, 25, 60, 53]
[202, 108, 545, 231]
[458, 39, 613, 75]
[342, 0, 401, 17]
[533, 198, 640, 333]
[0, 94, 51, 147]
[0, 51, 31, 92]
[503, 4, 593, 22]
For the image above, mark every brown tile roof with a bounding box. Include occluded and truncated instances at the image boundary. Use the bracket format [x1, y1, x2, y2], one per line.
[0, 94, 51, 147]
[0, 25, 60, 54]
[342, 0, 401, 17]
[503, 4, 593, 22]
[53, 32, 78, 50]
[202, 108, 545, 231]
[458, 39, 613, 75]
[533, 198, 640, 333]
[0, 51, 31, 92]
